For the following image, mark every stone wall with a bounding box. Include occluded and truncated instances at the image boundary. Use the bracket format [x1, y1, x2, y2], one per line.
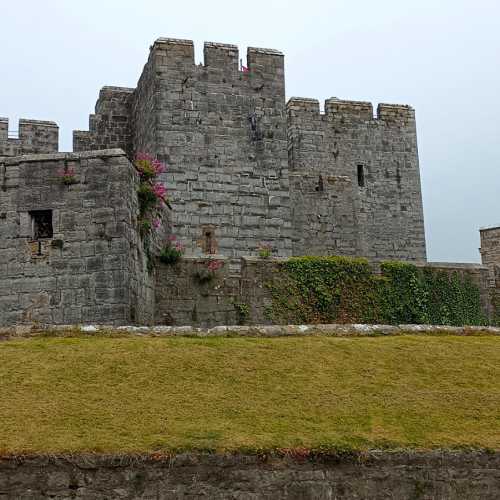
[480, 226, 500, 281]
[287, 98, 426, 261]
[480, 226, 500, 321]
[289, 173, 358, 256]
[73, 87, 134, 156]
[72, 37, 428, 263]
[421, 262, 492, 319]
[1, 452, 499, 499]
[0, 149, 155, 326]
[144, 39, 293, 259]
[154, 258, 493, 327]
[0, 118, 58, 158]
[154, 256, 239, 326]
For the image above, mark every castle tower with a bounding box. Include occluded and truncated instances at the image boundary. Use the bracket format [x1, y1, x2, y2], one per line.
[74, 37, 427, 263]
[480, 226, 500, 322]
[287, 98, 427, 261]
[480, 226, 500, 283]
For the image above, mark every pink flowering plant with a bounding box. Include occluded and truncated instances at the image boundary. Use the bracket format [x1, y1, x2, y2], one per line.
[134, 153, 171, 238]
[257, 242, 273, 258]
[195, 258, 224, 283]
[57, 166, 78, 185]
[159, 235, 185, 265]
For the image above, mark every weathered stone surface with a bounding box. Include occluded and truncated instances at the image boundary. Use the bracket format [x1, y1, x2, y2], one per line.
[288, 99, 426, 261]
[2, 37, 500, 328]
[151, 257, 494, 327]
[0, 118, 58, 158]
[1, 322, 499, 340]
[0, 451, 499, 499]
[73, 37, 427, 262]
[0, 150, 162, 326]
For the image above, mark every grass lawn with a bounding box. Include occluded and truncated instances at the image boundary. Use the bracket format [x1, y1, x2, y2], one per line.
[0, 335, 499, 454]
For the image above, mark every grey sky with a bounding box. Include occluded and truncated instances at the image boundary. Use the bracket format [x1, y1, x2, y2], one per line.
[2, 0, 499, 262]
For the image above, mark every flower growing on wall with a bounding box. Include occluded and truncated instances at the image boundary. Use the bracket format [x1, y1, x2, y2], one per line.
[194, 259, 224, 283]
[57, 167, 78, 185]
[159, 235, 185, 265]
[134, 152, 172, 240]
[257, 243, 273, 258]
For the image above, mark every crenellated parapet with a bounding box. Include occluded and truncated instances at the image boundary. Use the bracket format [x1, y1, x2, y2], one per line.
[286, 95, 425, 262]
[147, 37, 285, 97]
[71, 36, 426, 264]
[151, 37, 284, 74]
[73, 86, 134, 155]
[286, 98, 415, 126]
[0, 118, 58, 158]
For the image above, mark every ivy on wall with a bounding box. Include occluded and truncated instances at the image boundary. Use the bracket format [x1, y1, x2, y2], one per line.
[266, 257, 490, 326]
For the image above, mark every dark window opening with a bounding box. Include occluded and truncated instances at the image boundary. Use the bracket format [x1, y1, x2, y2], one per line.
[30, 210, 53, 239]
[315, 174, 324, 192]
[357, 165, 365, 187]
[205, 230, 215, 254]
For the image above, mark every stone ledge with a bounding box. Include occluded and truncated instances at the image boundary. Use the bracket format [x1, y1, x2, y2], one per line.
[248, 46, 284, 56]
[3, 148, 128, 164]
[480, 225, 500, 232]
[1, 323, 499, 340]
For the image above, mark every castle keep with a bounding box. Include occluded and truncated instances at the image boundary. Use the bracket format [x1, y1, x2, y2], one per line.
[1, 38, 499, 326]
[71, 39, 427, 262]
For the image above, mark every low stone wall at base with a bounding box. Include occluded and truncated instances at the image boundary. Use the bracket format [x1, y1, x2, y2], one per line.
[1, 451, 499, 499]
[153, 257, 496, 327]
[1, 323, 500, 340]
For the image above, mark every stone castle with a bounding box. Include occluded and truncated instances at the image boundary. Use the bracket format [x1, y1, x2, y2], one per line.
[1, 38, 498, 326]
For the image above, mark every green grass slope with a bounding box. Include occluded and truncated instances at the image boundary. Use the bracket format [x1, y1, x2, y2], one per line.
[1, 335, 499, 454]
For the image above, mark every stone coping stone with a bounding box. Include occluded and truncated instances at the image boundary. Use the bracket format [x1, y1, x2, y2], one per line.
[3, 148, 127, 164]
[1, 323, 499, 340]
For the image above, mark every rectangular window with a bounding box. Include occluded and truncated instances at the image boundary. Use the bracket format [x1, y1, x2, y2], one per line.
[30, 210, 53, 239]
[357, 165, 365, 187]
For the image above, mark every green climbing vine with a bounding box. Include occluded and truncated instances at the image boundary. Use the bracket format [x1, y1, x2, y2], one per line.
[266, 256, 489, 326]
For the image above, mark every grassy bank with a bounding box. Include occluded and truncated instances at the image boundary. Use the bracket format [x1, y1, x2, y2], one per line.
[0, 335, 499, 454]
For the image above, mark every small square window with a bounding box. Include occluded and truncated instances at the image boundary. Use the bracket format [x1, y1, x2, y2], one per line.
[30, 210, 53, 239]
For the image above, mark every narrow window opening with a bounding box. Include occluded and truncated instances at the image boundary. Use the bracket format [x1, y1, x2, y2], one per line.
[205, 230, 215, 254]
[357, 165, 365, 187]
[315, 174, 324, 192]
[30, 210, 53, 239]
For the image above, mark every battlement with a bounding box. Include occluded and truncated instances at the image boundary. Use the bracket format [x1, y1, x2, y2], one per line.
[287, 98, 321, 115]
[204, 42, 239, 71]
[150, 37, 284, 75]
[325, 98, 374, 121]
[377, 103, 415, 124]
[0, 118, 58, 157]
[286, 98, 415, 126]
[73, 86, 134, 155]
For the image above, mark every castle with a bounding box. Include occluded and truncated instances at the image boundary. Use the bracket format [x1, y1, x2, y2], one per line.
[0, 38, 498, 326]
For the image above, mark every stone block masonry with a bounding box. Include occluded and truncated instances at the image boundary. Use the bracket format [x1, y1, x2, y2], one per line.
[1, 452, 499, 499]
[480, 226, 500, 320]
[480, 226, 500, 282]
[0, 118, 58, 158]
[73, 86, 134, 156]
[153, 257, 494, 327]
[74, 37, 426, 262]
[133, 39, 293, 259]
[4, 35, 498, 328]
[0, 149, 157, 326]
[287, 98, 426, 261]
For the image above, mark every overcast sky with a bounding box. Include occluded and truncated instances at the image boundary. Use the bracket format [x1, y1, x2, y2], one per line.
[1, 0, 499, 262]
